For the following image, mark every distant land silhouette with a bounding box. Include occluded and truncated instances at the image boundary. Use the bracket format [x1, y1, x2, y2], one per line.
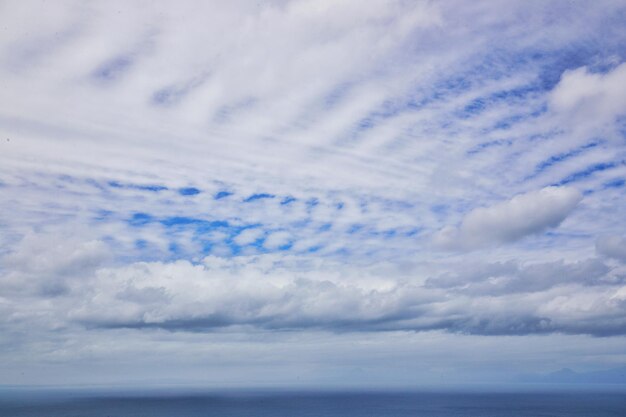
[518, 365, 626, 384]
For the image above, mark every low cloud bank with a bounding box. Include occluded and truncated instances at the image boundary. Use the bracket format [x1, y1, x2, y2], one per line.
[2, 238, 625, 337]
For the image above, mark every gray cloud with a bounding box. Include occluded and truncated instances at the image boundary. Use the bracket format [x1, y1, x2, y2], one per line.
[425, 258, 614, 295]
[3, 242, 624, 337]
[596, 235, 626, 262]
[0, 231, 110, 296]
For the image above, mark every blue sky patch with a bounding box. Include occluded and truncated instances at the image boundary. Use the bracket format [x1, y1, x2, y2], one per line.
[533, 141, 602, 177]
[93, 209, 114, 221]
[318, 223, 332, 232]
[215, 190, 233, 200]
[108, 181, 168, 192]
[467, 139, 512, 155]
[179, 187, 200, 196]
[161, 216, 229, 229]
[129, 212, 153, 227]
[604, 178, 625, 189]
[557, 162, 619, 185]
[244, 193, 275, 202]
[305, 198, 319, 209]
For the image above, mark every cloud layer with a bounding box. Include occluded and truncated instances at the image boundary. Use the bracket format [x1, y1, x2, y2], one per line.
[1, 0, 626, 386]
[3, 234, 626, 337]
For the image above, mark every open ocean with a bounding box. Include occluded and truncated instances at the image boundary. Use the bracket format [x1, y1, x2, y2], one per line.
[1, 389, 625, 417]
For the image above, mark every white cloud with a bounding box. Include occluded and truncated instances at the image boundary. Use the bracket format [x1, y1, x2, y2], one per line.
[263, 231, 292, 250]
[550, 63, 626, 128]
[233, 228, 265, 246]
[2, 238, 623, 337]
[434, 187, 583, 250]
[1, 231, 110, 296]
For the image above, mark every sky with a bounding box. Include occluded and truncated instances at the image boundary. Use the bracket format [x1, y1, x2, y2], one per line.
[1, 0, 626, 389]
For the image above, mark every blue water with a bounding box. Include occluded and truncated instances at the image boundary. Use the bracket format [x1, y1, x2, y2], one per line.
[1, 390, 625, 416]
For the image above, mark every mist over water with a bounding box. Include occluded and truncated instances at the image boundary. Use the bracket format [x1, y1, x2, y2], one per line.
[2, 389, 625, 417]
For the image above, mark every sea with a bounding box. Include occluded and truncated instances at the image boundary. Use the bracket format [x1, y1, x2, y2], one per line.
[1, 388, 625, 417]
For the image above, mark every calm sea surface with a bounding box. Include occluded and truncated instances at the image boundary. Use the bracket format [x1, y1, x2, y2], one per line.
[1, 390, 625, 417]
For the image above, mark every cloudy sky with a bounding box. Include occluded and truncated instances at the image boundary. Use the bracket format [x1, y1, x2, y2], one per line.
[1, 0, 626, 388]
